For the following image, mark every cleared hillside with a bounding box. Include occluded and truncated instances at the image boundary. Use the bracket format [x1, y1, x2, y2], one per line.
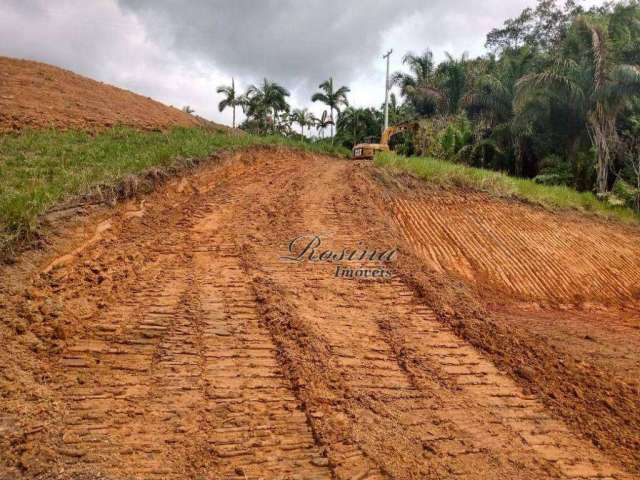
[0, 56, 208, 133]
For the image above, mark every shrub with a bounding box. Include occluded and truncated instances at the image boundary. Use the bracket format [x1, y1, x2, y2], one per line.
[534, 154, 573, 186]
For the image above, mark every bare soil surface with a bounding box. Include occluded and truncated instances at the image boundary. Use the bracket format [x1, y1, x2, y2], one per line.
[0, 57, 226, 133]
[386, 188, 640, 305]
[1, 148, 639, 479]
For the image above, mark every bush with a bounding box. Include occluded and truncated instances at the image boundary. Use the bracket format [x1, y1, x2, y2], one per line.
[439, 115, 473, 159]
[612, 178, 640, 210]
[534, 154, 573, 186]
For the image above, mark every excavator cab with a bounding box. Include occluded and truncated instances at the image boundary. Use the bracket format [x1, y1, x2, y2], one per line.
[351, 122, 418, 160]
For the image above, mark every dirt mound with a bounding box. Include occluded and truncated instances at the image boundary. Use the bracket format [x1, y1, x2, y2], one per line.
[0, 56, 225, 133]
[0, 148, 638, 479]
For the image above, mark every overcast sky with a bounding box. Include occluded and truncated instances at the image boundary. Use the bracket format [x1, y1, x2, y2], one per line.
[0, 0, 607, 127]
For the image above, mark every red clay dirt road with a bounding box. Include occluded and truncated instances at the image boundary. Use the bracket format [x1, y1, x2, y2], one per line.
[1, 148, 639, 479]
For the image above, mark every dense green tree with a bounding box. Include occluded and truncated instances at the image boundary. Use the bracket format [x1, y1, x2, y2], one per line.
[486, 0, 583, 52]
[336, 107, 381, 149]
[516, 14, 640, 194]
[392, 50, 443, 116]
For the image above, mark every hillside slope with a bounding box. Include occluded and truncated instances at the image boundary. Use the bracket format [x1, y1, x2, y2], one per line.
[0, 56, 210, 133]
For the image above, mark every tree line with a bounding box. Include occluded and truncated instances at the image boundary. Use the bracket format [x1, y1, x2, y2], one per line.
[216, 76, 348, 141]
[217, 0, 640, 206]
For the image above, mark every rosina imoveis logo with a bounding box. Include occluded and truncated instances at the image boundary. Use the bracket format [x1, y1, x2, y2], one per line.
[280, 234, 397, 279]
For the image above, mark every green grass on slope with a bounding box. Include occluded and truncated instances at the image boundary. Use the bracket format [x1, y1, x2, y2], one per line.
[375, 151, 638, 223]
[0, 126, 349, 253]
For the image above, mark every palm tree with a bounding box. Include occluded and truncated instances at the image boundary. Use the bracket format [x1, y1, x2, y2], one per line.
[462, 74, 512, 127]
[216, 78, 240, 128]
[336, 107, 381, 148]
[311, 77, 350, 141]
[291, 108, 315, 137]
[392, 50, 443, 116]
[243, 79, 290, 133]
[461, 47, 551, 176]
[462, 47, 537, 128]
[316, 110, 334, 139]
[337, 106, 361, 144]
[516, 17, 640, 194]
[436, 52, 470, 114]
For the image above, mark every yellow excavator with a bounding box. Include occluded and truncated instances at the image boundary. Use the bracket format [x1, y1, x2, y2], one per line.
[351, 121, 418, 160]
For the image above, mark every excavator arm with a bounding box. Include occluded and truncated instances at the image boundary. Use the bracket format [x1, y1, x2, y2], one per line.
[381, 121, 418, 146]
[352, 121, 418, 160]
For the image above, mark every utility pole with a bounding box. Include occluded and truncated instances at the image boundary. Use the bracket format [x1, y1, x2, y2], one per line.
[383, 49, 393, 133]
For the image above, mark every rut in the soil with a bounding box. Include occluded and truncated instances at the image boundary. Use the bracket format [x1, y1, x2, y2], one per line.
[56, 174, 331, 479]
[9, 149, 636, 480]
[235, 155, 630, 480]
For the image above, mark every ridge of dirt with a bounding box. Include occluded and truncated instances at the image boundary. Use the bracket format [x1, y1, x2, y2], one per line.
[389, 259, 640, 474]
[367, 167, 640, 474]
[0, 56, 228, 133]
[0, 147, 638, 479]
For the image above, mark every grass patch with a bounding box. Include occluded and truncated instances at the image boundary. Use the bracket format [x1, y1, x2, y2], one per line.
[375, 151, 639, 223]
[0, 126, 349, 254]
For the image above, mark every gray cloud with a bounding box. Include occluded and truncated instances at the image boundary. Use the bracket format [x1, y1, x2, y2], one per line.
[116, 0, 425, 89]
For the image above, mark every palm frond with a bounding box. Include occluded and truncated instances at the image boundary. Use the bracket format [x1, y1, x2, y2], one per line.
[218, 99, 229, 112]
[610, 64, 640, 86]
[516, 70, 585, 106]
[311, 93, 330, 104]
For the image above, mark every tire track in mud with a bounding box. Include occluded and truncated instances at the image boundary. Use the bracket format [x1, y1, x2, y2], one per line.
[376, 279, 631, 480]
[190, 204, 333, 479]
[236, 156, 633, 479]
[57, 255, 193, 478]
[195, 251, 331, 479]
[54, 158, 333, 479]
[249, 260, 538, 479]
[388, 194, 640, 303]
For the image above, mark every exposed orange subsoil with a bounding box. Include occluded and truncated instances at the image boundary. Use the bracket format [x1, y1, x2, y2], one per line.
[0, 147, 638, 479]
[376, 174, 640, 473]
[386, 188, 640, 306]
[0, 56, 226, 133]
